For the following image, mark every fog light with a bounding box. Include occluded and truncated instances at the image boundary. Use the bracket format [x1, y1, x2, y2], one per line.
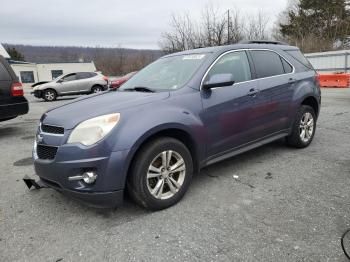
[82, 171, 97, 184]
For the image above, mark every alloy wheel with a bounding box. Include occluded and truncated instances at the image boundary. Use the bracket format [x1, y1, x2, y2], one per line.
[93, 87, 102, 93]
[45, 91, 55, 101]
[299, 112, 314, 143]
[146, 150, 186, 200]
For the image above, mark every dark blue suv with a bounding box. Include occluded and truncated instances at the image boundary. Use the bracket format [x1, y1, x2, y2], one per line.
[33, 41, 321, 210]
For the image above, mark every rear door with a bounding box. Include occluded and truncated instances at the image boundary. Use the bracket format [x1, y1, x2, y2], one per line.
[249, 50, 295, 134]
[76, 72, 94, 92]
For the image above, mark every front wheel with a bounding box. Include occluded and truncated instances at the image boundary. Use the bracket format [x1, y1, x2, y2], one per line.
[286, 105, 316, 148]
[127, 137, 193, 210]
[43, 89, 57, 102]
[91, 85, 103, 93]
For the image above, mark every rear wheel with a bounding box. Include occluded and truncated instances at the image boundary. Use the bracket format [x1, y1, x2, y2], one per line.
[127, 137, 193, 210]
[286, 105, 316, 148]
[43, 89, 57, 102]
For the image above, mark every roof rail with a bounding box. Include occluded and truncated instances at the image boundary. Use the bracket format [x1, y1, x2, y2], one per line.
[239, 40, 289, 45]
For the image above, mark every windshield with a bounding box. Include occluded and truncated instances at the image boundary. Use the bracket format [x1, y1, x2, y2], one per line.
[119, 53, 208, 91]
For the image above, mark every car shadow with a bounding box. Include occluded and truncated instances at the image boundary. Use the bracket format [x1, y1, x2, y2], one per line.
[30, 96, 80, 103]
[0, 126, 25, 139]
[21, 139, 288, 222]
[190, 138, 288, 186]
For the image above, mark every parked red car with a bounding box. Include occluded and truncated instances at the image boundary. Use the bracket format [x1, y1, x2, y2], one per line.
[110, 71, 137, 89]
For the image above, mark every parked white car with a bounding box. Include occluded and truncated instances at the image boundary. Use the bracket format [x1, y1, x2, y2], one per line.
[31, 72, 108, 101]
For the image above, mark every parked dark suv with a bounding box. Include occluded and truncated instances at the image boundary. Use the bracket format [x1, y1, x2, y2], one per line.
[0, 56, 29, 121]
[32, 41, 321, 210]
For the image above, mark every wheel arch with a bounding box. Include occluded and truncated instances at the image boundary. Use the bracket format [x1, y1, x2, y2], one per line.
[124, 126, 201, 188]
[91, 84, 103, 91]
[301, 96, 319, 118]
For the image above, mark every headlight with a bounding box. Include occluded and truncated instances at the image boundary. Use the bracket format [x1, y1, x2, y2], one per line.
[67, 113, 120, 146]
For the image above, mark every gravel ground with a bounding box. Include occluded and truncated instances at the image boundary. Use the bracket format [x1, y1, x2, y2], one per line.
[0, 88, 350, 261]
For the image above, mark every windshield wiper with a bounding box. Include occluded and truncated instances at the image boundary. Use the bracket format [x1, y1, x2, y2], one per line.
[123, 86, 155, 93]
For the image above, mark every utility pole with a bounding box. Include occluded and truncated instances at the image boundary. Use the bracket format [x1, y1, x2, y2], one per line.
[227, 9, 230, 44]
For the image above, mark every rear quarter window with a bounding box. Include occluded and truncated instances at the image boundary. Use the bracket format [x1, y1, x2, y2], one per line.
[281, 57, 293, 73]
[0, 62, 11, 81]
[285, 50, 313, 70]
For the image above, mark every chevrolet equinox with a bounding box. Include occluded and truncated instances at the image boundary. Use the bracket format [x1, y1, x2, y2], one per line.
[33, 41, 321, 210]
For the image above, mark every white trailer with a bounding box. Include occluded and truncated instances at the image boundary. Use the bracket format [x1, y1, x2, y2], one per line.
[305, 50, 350, 74]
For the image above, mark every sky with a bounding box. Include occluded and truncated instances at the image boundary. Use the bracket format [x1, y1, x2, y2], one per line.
[0, 0, 288, 49]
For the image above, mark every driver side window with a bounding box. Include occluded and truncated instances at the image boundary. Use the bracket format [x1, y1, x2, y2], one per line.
[206, 51, 252, 84]
[62, 73, 77, 82]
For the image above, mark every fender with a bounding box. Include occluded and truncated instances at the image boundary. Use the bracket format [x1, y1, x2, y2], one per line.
[288, 72, 321, 131]
[111, 101, 206, 171]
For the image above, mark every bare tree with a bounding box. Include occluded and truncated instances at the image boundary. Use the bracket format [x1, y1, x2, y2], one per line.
[159, 6, 271, 52]
[244, 11, 270, 40]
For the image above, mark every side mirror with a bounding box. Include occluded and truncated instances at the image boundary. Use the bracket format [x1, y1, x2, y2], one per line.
[203, 73, 235, 89]
[57, 79, 64, 83]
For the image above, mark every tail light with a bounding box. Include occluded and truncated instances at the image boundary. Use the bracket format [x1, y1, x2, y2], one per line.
[103, 76, 109, 82]
[11, 82, 24, 97]
[315, 74, 320, 81]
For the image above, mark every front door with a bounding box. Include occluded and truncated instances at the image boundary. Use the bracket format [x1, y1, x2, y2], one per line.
[201, 50, 271, 158]
[59, 73, 78, 93]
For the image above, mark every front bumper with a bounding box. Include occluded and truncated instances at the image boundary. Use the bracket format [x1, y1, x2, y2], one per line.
[32, 90, 43, 98]
[39, 177, 124, 208]
[33, 143, 131, 208]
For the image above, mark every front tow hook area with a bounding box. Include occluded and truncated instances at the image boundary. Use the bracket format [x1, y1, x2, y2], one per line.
[23, 175, 48, 190]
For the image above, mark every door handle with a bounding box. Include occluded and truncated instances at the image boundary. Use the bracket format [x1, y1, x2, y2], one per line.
[288, 78, 297, 84]
[247, 88, 260, 97]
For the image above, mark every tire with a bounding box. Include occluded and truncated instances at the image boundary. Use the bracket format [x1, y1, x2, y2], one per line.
[286, 105, 316, 148]
[43, 89, 57, 102]
[127, 137, 193, 210]
[91, 85, 103, 93]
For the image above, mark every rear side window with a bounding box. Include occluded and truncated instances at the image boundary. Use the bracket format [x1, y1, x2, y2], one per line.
[206, 51, 252, 84]
[0, 62, 11, 81]
[285, 50, 313, 69]
[76, 72, 92, 79]
[251, 50, 284, 78]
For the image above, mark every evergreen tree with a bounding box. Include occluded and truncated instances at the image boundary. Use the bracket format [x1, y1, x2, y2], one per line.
[279, 0, 350, 52]
[5, 47, 25, 61]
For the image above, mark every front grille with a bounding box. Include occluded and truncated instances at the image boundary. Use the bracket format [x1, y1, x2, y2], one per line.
[41, 124, 64, 135]
[37, 145, 58, 160]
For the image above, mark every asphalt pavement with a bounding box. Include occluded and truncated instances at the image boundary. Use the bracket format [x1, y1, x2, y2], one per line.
[0, 88, 350, 261]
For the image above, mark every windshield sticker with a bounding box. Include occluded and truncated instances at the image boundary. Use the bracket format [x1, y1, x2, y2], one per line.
[183, 54, 206, 60]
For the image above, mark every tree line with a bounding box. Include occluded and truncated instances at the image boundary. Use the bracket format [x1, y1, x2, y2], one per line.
[4, 44, 162, 76]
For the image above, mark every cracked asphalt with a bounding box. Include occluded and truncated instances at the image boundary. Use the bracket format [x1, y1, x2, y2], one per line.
[0, 88, 350, 261]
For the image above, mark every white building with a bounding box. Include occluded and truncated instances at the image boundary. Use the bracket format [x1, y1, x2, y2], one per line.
[10, 61, 97, 86]
[1, 43, 97, 86]
[305, 50, 350, 74]
[0, 44, 10, 58]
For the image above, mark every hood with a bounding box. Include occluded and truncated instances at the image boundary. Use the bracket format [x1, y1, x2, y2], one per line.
[42, 91, 170, 129]
[33, 81, 55, 90]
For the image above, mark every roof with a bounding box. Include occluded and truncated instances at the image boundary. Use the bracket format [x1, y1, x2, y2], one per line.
[0, 44, 10, 58]
[163, 42, 298, 58]
[7, 59, 34, 65]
